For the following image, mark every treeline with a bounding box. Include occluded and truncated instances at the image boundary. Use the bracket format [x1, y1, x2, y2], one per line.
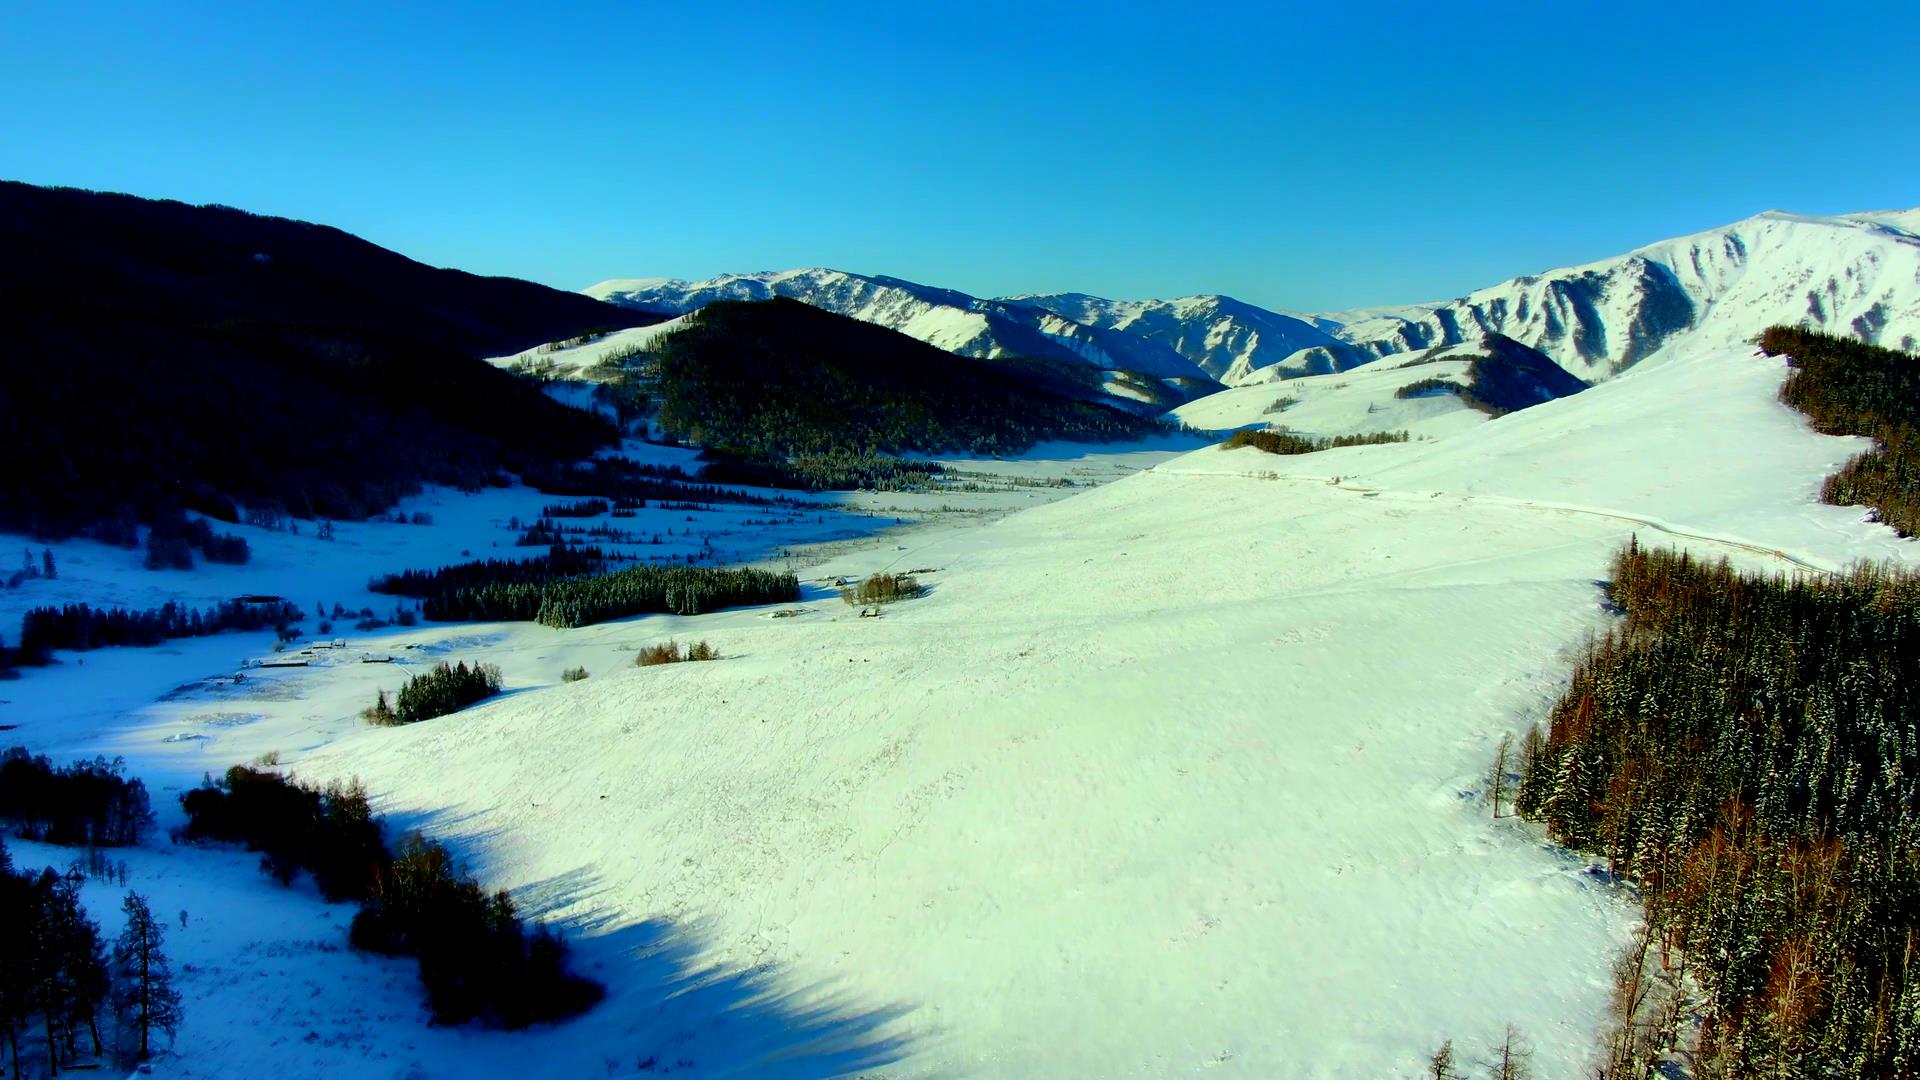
[13, 598, 303, 665]
[406, 561, 800, 627]
[370, 546, 604, 598]
[1511, 543, 1920, 1076]
[0, 748, 153, 847]
[700, 450, 945, 492]
[646, 298, 1162, 457]
[1760, 326, 1920, 536]
[520, 458, 776, 508]
[365, 661, 503, 726]
[180, 767, 600, 1027]
[1221, 429, 1409, 455]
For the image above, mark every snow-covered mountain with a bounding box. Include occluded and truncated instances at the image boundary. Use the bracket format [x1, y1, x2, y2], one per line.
[1262, 208, 1920, 386]
[1002, 292, 1345, 381]
[586, 269, 1214, 385]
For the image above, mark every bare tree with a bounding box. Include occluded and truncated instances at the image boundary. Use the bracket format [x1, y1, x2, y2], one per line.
[1487, 732, 1513, 818]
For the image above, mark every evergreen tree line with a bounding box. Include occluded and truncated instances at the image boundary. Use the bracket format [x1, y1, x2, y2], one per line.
[408, 562, 800, 627]
[1510, 542, 1920, 1076]
[1220, 429, 1410, 455]
[699, 450, 946, 493]
[179, 767, 601, 1028]
[540, 499, 610, 518]
[369, 545, 605, 599]
[519, 458, 778, 509]
[12, 599, 303, 666]
[1, 838, 183, 1076]
[363, 662, 504, 726]
[1760, 325, 1920, 536]
[0, 749, 153, 848]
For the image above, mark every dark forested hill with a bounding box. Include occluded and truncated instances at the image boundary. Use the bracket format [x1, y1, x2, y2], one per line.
[644, 298, 1165, 457]
[0, 182, 662, 537]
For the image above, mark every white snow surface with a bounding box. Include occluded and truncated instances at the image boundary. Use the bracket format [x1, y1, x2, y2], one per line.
[11, 325, 1919, 1076]
[485, 316, 694, 377]
[1004, 292, 1346, 380]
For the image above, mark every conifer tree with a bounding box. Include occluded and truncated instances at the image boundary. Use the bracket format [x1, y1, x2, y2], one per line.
[111, 892, 180, 1062]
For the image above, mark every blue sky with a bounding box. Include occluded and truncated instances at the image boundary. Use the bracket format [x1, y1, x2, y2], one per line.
[3, 1, 1914, 311]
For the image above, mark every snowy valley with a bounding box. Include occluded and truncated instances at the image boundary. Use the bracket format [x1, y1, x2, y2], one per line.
[4, 185, 1920, 1080]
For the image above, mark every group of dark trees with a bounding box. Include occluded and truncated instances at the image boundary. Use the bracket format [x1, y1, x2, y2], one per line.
[1760, 326, 1920, 536]
[1510, 542, 1920, 1076]
[10, 598, 302, 667]
[0, 749, 153, 848]
[386, 560, 799, 627]
[141, 512, 251, 571]
[369, 546, 606, 599]
[364, 662, 504, 726]
[1221, 429, 1409, 455]
[180, 767, 600, 1028]
[700, 450, 945, 493]
[0, 181, 655, 539]
[519, 458, 776, 509]
[641, 298, 1163, 458]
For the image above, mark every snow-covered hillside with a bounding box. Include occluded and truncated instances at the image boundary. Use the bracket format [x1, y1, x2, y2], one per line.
[9, 323, 1917, 1076]
[587, 269, 1212, 383]
[1005, 292, 1345, 381]
[1287, 209, 1920, 385]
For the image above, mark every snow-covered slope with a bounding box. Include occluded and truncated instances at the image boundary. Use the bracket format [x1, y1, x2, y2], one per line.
[587, 269, 1213, 383]
[1004, 293, 1345, 381]
[1300, 209, 1920, 383]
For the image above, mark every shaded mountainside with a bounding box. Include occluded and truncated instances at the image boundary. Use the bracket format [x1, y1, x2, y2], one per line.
[1005, 292, 1344, 381]
[1391, 334, 1589, 417]
[643, 298, 1164, 456]
[587, 268, 1215, 385]
[0, 182, 648, 537]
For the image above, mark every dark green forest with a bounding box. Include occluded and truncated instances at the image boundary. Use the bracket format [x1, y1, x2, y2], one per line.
[1760, 326, 1920, 536]
[0, 182, 656, 538]
[641, 298, 1163, 457]
[1220, 429, 1409, 454]
[1512, 543, 1920, 1077]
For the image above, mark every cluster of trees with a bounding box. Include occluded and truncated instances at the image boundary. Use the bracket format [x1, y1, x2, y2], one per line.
[700, 450, 945, 493]
[1510, 542, 1920, 1076]
[645, 298, 1163, 458]
[635, 640, 716, 666]
[364, 662, 504, 726]
[841, 573, 924, 606]
[1220, 429, 1409, 455]
[520, 458, 775, 509]
[1261, 395, 1300, 416]
[12, 598, 303, 665]
[0, 749, 153, 848]
[370, 546, 605, 599]
[5, 548, 56, 589]
[404, 562, 799, 627]
[179, 767, 600, 1027]
[540, 499, 609, 518]
[1423, 1027, 1533, 1079]
[0, 180, 643, 539]
[1760, 325, 1920, 535]
[142, 513, 250, 570]
[1392, 335, 1587, 417]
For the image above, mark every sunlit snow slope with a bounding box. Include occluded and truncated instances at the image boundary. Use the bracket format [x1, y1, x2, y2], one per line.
[280, 336, 1916, 1077]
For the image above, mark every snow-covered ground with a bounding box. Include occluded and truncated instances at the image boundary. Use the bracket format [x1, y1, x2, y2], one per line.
[3, 342, 1913, 1077]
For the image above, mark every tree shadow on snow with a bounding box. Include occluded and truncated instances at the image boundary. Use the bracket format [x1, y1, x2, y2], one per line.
[364, 819, 925, 1079]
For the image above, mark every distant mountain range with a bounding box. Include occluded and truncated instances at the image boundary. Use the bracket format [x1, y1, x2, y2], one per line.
[594, 207, 1920, 392]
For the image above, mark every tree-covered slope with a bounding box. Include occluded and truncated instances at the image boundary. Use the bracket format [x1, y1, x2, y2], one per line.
[0, 182, 656, 536]
[644, 298, 1163, 456]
